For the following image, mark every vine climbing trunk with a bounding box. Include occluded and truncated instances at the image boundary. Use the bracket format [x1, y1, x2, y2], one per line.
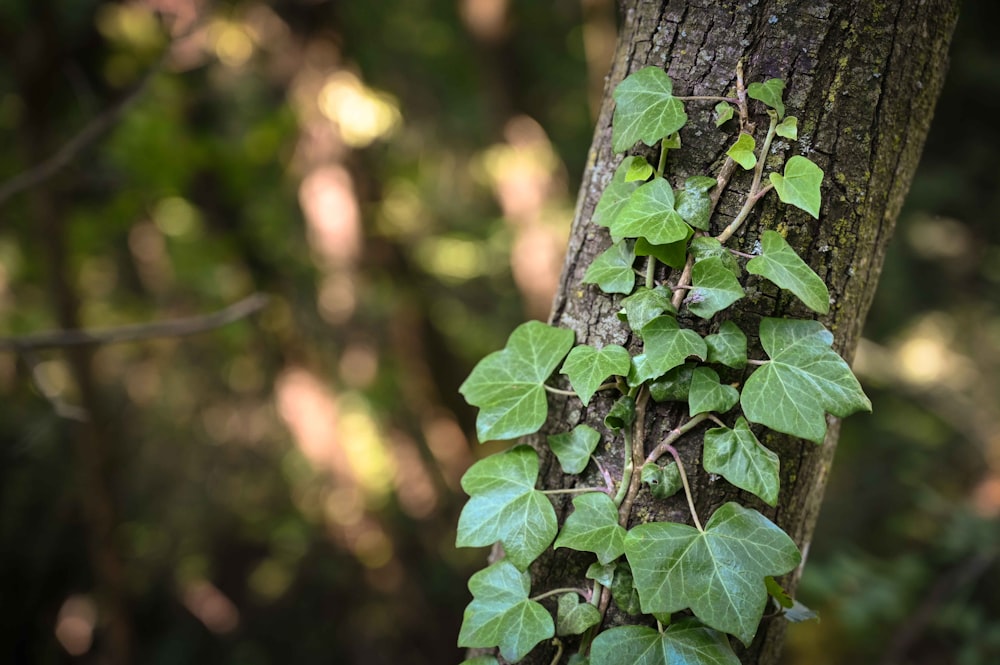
[488, 2, 957, 664]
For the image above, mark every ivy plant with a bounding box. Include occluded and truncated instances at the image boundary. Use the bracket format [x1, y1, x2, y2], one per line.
[455, 61, 871, 664]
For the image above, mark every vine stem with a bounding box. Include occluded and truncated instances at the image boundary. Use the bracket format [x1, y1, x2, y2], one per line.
[544, 384, 577, 397]
[669, 443, 703, 532]
[612, 426, 634, 508]
[530, 587, 590, 603]
[548, 638, 564, 665]
[670, 254, 695, 311]
[540, 487, 611, 496]
[715, 113, 780, 245]
[645, 256, 657, 289]
[617, 387, 650, 524]
[644, 414, 710, 532]
[746, 358, 768, 366]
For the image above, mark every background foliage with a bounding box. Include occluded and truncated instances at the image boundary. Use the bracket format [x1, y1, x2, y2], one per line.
[0, 1, 995, 664]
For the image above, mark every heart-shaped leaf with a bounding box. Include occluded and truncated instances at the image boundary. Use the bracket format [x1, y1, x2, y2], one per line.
[703, 417, 780, 506]
[583, 240, 637, 295]
[594, 157, 643, 236]
[769, 155, 823, 219]
[457, 445, 558, 570]
[648, 363, 696, 402]
[726, 133, 757, 170]
[625, 156, 655, 182]
[639, 316, 707, 379]
[705, 321, 747, 369]
[775, 115, 798, 139]
[714, 101, 734, 127]
[458, 560, 554, 662]
[459, 321, 575, 441]
[624, 502, 801, 645]
[689, 236, 740, 275]
[562, 344, 631, 405]
[611, 178, 691, 246]
[586, 561, 616, 587]
[741, 318, 872, 443]
[612, 67, 688, 152]
[674, 176, 717, 230]
[747, 78, 785, 118]
[687, 257, 745, 319]
[547, 424, 601, 475]
[641, 462, 682, 499]
[619, 286, 676, 332]
[590, 619, 740, 665]
[747, 230, 830, 314]
[688, 367, 739, 416]
[554, 492, 627, 565]
[557, 593, 602, 636]
[635, 234, 690, 270]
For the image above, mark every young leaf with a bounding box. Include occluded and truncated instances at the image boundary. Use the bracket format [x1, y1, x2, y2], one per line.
[457, 560, 555, 662]
[554, 492, 627, 565]
[625, 156, 655, 182]
[703, 417, 780, 506]
[648, 363, 696, 402]
[594, 157, 643, 235]
[674, 176, 717, 230]
[688, 367, 739, 416]
[769, 155, 823, 219]
[747, 78, 785, 118]
[583, 240, 637, 295]
[714, 101, 734, 127]
[590, 620, 740, 665]
[746, 230, 830, 314]
[640, 316, 707, 378]
[612, 67, 688, 152]
[662, 132, 682, 149]
[610, 560, 643, 615]
[561, 344, 631, 405]
[586, 561, 615, 587]
[557, 593, 602, 636]
[635, 235, 690, 270]
[456, 446, 558, 570]
[547, 424, 601, 475]
[620, 285, 676, 333]
[624, 502, 801, 645]
[641, 462, 682, 499]
[726, 133, 757, 170]
[610, 178, 691, 246]
[689, 236, 740, 275]
[687, 257, 746, 319]
[459, 321, 575, 441]
[775, 115, 798, 139]
[605, 395, 636, 430]
[741, 318, 872, 443]
[764, 576, 794, 609]
[705, 321, 748, 369]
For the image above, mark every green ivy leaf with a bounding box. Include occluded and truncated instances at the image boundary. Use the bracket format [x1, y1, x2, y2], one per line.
[547, 424, 601, 475]
[640, 316, 707, 378]
[765, 576, 794, 609]
[611, 560, 643, 615]
[583, 240, 637, 295]
[612, 67, 688, 152]
[562, 344, 631, 405]
[605, 395, 636, 431]
[726, 133, 757, 170]
[625, 156, 655, 182]
[747, 78, 785, 118]
[457, 560, 555, 662]
[705, 321, 747, 369]
[461, 658, 499, 665]
[741, 318, 872, 443]
[747, 230, 830, 314]
[635, 234, 691, 270]
[457, 446, 558, 570]
[619, 286, 676, 332]
[590, 620, 740, 665]
[586, 561, 616, 587]
[689, 237, 739, 275]
[641, 462, 682, 499]
[554, 492, 627, 565]
[610, 178, 691, 246]
[557, 593, 602, 636]
[662, 132, 681, 149]
[594, 157, 643, 236]
[687, 257, 745, 319]
[624, 502, 801, 645]
[703, 417, 780, 506]
[769, 155, 823, 219]
[775, 115, 798, 139]
[714, 101, 734, 127]
[674, 176, 717, 230]
[688, 367, 739, 416]
[648, 363, 696, 402]
[459, 321, 575, 441]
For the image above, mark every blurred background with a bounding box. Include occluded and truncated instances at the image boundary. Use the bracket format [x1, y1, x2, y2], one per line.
[0, 1, 996, 664]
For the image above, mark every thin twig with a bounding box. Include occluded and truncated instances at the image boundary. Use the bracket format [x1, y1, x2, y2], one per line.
[0, 293, 270, 352]
[617, 387, 650, 524]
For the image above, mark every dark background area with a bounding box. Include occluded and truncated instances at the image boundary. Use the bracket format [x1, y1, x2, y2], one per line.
[0, 1, 996, 664]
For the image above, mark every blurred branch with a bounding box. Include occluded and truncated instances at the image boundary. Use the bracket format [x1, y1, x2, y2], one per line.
[0, 293, 270, 352]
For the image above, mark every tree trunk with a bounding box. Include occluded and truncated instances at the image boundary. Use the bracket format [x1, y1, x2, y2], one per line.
[505, 1, 958, 664]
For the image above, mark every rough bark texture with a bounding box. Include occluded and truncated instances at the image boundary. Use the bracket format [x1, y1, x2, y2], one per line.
[480, 1, 959, 664]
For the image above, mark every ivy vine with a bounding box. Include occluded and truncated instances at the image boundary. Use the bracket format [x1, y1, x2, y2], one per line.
[455, 62, 871, 665]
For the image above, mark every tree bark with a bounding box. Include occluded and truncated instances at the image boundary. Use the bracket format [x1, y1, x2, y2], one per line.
[497, 1, 959, 664]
